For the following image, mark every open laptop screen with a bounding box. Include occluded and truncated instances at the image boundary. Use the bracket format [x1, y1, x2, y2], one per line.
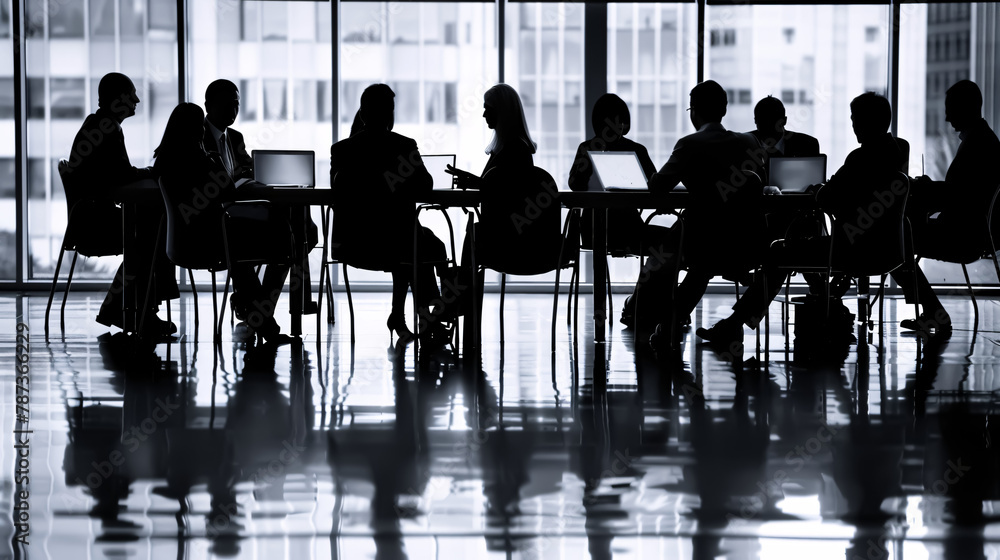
[252, 150, 316, 187]
[587, 151, 648, 191]
[768, 155, 827, 193]
[422, 154, 457, 190]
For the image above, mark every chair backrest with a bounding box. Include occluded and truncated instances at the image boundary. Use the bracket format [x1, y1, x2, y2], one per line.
[158, 176, 225, 270]
[479, 165, 575, 275]
[330, 167, 407, 271]
[839, 171, 910, 277]
[682, 169, 767, 273]
[57, 158, 123, 257]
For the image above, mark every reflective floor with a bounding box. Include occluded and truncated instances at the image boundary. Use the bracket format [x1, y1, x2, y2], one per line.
[3, 288, 1000, 559]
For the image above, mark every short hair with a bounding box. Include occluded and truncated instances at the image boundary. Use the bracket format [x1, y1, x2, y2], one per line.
[359, 83, 395, 127]
[945, 79, 983, 112]
[849, 92, 892, 134]
[592, 93, 631, 138]
[689, 80, 727, 122]
[205, 79, 239, 105]
[754, 96, 785, 124]
[97, 72, 135, 109]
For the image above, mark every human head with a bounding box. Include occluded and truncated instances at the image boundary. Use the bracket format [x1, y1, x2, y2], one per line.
[944, 79, 983, 132]
[754, 96, 787, 139]
[483, 83, 536, 154]
[689, 80, 727, 127]
[154, 103, 206, 160]
[98, 72, 139, 122]
[592, 93, 630, 142]
[359, 83, 395, 131]
[849, 92, 891, 144]
[205, 79, 240, 130]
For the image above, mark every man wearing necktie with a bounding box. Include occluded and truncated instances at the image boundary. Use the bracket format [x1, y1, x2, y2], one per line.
[203, 79, 253, 181]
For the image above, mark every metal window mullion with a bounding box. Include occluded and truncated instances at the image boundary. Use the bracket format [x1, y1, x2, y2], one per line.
[697, 0, 705, 83]
[13, 0, 25, 285]
[888, 0, 899, 136]
[498, 0, 504, 83]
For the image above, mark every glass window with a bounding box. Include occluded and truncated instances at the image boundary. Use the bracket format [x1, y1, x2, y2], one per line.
[0, 0, 11, 279]
[706, 4, 891, 172]
[23, 0, 179, 280]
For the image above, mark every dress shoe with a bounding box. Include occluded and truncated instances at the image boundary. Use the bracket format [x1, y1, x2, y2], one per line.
[900, 311, 952, 334]
[96, 309, 124, 330]
[695, 317, 744, 353]
[143, 314, 177, 336]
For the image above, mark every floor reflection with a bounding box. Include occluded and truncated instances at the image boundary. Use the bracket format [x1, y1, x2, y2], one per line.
[5, 292, 1000, 557]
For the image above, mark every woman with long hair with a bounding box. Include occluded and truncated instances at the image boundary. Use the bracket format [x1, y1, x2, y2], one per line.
[155, 102, 291, 345]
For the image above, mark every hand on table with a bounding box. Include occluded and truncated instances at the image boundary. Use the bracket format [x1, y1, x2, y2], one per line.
[763, 186, 782, 196]
[445, 165, 482, 190]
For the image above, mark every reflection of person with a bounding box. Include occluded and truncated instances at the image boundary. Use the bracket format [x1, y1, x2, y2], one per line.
[155, 103, 292, 345]
[330, 84, 449, 342]
[202, 79, 253, 181]
[896, 80, 1000, 334]
[66, 72, 178, 336]
[697, 92, 906, 349]
[645, 80, 765, 341]
[749, 95, 820, 184]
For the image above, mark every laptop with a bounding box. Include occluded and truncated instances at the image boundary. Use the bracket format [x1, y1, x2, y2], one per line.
[422, 154, 457, 190]
[252, 150, 316, 188]
[587, 151, 648, 191]
[768, 155, 827, 193]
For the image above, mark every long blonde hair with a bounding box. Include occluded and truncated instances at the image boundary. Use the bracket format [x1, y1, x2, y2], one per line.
[484, 84, 537, 155]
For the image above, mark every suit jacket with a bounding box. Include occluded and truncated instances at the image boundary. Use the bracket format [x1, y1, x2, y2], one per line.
[63, 108, 155, 253]
[203, 120, 254, 181]
[330, 129, 432, 269]
[650, 122, 766, 266]
[567, 136, 656, 252]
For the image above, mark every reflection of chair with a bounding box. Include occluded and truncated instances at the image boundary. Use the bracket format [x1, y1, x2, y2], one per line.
[474, 166, 580, 351]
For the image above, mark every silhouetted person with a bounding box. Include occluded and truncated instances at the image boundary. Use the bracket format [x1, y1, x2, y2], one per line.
[330, 83, 449, 343]
[445, 84, 543, 342]
[750, 95, 820, 182]
[155, 103, 293, 345]
[645, 80, 766, 344]
[203, 79, 253, 181]
[567, 93, 672, 327]
[66, 72, 179, 335]
[697, 92, 907, 349]
[894, 80, 1000, 335]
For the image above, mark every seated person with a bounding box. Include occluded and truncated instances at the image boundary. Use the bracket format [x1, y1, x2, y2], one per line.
[330, 84, 450, 343]
[155, 102, 293, 345]
[749, 95, 821, 184]
[695, 92, 908, 350]
[641, 80, 766, 333]
[895, 80, 1000, 334]
[66, 72, 178, 336]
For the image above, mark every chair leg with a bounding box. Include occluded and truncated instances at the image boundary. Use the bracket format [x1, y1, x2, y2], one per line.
[499, 274, 506, 345]
[552, 265, 564, 354]
[45, 245, 68, 340]
[218, 274, 231, 341]
[566, 263, 577, 326]
[188, 268, 199, 331]
[210, 271, 219, 344]
[961, 263, 978, 329]
[343, 264, 355, 344]
[606, 262, 613, 329]
[60, 252, 79, 333]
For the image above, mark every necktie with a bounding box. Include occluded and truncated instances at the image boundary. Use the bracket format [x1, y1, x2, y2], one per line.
[219, 132, 234, 177]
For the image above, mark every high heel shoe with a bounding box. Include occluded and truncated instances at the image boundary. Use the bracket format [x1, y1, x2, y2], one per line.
[387, 314, 414, 343]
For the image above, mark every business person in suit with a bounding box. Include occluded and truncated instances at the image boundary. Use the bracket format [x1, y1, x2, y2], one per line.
[66, 72, 178, 336]
[644, 80, 766, 339]
[750, 96, 820, 176]
[894, 80, 1000, 334]
[203, 79, 253, 181]
[696, 93, 907, 350]
[155, 102, 294, 345]
[330, 83, 449, 343]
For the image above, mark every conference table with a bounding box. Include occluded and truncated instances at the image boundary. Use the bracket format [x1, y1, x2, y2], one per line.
[117, 181, 814, 348]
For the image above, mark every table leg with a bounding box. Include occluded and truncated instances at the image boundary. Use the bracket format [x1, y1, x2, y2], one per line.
[593, 207, 608, 343]
[122, 201, 137, 334]
[290, 207, 308, 337]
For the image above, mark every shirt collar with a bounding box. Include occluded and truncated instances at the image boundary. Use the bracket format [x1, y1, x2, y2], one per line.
[698, 122, 726, 133]
[206, 119, 226, 143]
